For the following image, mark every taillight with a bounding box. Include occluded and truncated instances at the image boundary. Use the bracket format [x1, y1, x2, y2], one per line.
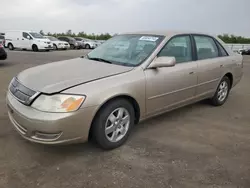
[0, 44, 2, 48]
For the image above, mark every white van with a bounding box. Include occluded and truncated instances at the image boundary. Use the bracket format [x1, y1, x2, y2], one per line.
[5, 30, 53, 51]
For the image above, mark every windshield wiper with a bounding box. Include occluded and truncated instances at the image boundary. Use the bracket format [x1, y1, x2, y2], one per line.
[88, 57, 113, 64]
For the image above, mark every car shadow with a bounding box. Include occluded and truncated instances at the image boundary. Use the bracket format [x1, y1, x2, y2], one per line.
[0, 61, 15, 67]
[27, 139, 104, 155]
[131, 99, 211, 136]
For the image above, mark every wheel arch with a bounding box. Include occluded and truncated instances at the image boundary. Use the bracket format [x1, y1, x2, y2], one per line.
[88, 94, 141, 140]
[7, 42, 13, 47]
[224, 72, 233, 88]
[32, 44, 38, 48]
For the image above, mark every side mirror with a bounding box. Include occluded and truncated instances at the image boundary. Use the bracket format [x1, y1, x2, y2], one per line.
[148, 56, 176, 69]
[27, 36, 32, 40]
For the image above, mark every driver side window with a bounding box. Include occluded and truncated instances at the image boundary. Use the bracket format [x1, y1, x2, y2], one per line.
[158, 35, 192, 63]
[23, 32, 31, 39]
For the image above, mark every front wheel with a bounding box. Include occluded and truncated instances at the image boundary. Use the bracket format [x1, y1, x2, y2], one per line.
[53, 44, 58, 50]
[92, 99, 135, 150]
[85, 44, 90, 49]
[32, 45, 38, 52]
[210, 76, 231, 106]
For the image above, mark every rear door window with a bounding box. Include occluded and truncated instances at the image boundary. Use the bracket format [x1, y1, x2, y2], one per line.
[194, 35, 219, 60]
[215, 40, 228, 57]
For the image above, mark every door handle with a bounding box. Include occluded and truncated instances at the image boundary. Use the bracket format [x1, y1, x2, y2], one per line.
[220, 64, 224, 68]
[22, 39, 24, 40]
[189, 71, 194, 75]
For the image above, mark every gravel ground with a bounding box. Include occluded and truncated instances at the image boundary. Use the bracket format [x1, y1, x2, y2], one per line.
[0, 50, 249, 188]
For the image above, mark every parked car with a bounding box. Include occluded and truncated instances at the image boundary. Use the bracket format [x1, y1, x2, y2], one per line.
[44, 36, 70, 50]
[74, 37, 85, 49]
[241, 49, 250, 55]
[5, 30, 53, 51]
[0, 35, 5, 45]
[75, 37, 98, 49]
[6, 31, 243, 150]
[57, 36, 80, 49]
[0, 44, 7, 60]
[94, 40, 103, 47]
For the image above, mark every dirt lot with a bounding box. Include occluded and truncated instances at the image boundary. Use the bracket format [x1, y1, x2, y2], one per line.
[0, 50, 249, 188]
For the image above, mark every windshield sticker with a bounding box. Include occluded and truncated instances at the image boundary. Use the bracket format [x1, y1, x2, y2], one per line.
[139, 36, 159, 42]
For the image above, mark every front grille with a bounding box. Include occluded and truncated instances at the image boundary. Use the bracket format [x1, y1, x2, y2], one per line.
[9, 78, 37, 105]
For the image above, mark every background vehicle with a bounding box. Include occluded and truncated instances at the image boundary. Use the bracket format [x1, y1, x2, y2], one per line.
[75, 37, 98, 49]
[0, 35, 5, 46]
[57, 36, 80, 49]
[7, 31, 243, 150]
[74, 37, 85, 49]
[5, 30, 53, 52]
[241, 48, 250, 55]
[0, 44, 7, 60]
[44, 36, 70, 50]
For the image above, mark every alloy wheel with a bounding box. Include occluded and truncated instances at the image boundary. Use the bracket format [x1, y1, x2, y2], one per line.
[105, 107, 130, 143]
[217, 81, 229, 102]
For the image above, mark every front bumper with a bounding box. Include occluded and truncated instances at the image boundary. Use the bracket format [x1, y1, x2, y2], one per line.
[6, 92, 98, 145]
[37, 43, 53, 50]
[58, 44, 70, 49]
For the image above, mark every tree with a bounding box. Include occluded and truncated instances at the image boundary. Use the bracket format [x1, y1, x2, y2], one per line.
[39, 30, 45, 36]
[66, 29, 72, 36]
[218, 34, 250, 44]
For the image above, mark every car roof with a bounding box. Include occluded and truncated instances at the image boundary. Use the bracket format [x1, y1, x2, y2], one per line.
[122, 30, 216, 38]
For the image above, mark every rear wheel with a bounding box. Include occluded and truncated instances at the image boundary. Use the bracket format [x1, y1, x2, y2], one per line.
[8, 43, 14, 50]
[85, 44, 90, 49]
[92, 99, 135, 150]
[210, 76, 231, 106]
[32, 44, 38, 52]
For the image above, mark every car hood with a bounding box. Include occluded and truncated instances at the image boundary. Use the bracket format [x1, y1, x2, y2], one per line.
[17, 58, 133, 94]
[36, 38, 50, 42]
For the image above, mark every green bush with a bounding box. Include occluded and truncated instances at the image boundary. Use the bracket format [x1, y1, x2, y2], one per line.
[218, 34, 250, 44]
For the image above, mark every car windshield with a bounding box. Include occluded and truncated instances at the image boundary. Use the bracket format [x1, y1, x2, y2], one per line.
[87, 34, 164, 67]
[48, 36, 58, 41]
[30, 32, 44, 39]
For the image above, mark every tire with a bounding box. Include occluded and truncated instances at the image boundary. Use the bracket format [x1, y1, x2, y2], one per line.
[85, 44, 90, 49]
[92, 99, 135, 150]
[210, 76, 231, 106]
[0, 54, 7, 60]
[32, 45, 38, 52]
[53, 44, 58, 50]
[8, 43, 14, 50]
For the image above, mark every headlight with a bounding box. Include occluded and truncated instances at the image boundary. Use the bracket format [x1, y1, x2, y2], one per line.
[32, 94, 86, 113]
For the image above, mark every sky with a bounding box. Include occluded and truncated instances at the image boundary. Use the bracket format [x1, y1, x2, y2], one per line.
[0, 0, 249, 36]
